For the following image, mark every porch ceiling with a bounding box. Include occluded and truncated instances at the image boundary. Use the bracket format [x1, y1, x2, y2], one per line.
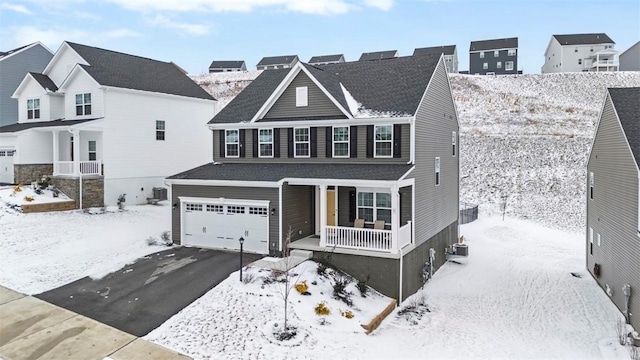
[168, 162, 413, 182]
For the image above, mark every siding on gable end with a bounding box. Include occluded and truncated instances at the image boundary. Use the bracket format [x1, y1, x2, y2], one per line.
[263, 71, 345, 119]
[587, 94, 640, 330]
[170, 184, 280, 254]
[411, 58, 459, 247]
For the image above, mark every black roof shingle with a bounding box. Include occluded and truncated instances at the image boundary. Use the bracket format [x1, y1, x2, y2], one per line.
[359, 50, 398, 61]
[553, 33, 615, 46]
[414, 45, 456, 56]
[66, 42, 214, 100]
[29, 72, 58, 92]
[470, 37, 518, 52]
[209, 60, 245, 69]
[257, 55, 299, 66]
[308, 54, 344, 63]
[610, 87, 640, 165]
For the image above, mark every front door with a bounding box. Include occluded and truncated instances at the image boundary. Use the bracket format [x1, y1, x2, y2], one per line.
[327, 189, 336, 226]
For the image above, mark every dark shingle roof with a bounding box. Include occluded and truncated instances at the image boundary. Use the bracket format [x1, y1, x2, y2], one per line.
[309, 54, 344, 63]
[257, 55, 299, 66]
[66, 42, 214, 100]
[168, 163, 413, 182]
[209, 60, 245, 69]
[414, 45, 456, 56]
[210, 55, 440, 124]
[470, 37, 518, 51]
[359, 50, 398, 61]
[29, 72, 58, 92]
[553, 33, 615, 46]
[0, 119, 99, 133]
[610, 87, 640, 165]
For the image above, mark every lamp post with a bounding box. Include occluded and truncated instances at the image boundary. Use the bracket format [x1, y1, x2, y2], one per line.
[239, 236, 245, 282]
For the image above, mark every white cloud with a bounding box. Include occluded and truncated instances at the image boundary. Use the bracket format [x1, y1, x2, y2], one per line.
[362, 0, 393, 11]
[147, 15, 212, 36]
[106, 0, 353, 15]
[0, 2, 33, 14]
[104, 28, 142, 38]
[9, 26, 87, 49]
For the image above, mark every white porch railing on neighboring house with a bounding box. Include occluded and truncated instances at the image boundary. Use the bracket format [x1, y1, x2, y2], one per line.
[54, 160, 102, 176]
[325, 225, 393, 252]
[398, 221, 412, 249]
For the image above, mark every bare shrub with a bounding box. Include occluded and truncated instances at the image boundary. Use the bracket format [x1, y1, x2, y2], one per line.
[159, 231, 172, 246]
[629, 345, 640, 360]
[242, 272, 256, 284]
[146, 236, 158, 246]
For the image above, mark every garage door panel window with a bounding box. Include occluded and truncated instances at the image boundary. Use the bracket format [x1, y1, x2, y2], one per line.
[186, 203, 202, 211]
[228, 206, 246, 214]
[249, 207, 268, 215]
[206, 204, 224, 213]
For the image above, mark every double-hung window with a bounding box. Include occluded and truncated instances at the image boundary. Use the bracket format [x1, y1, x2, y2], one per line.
[435, 157, 441, 186]
[589, 172, 594, 199]
[375, 125, 393, 157]
[333, 126, 349, 157]
[156, 120, 165, 141]
[483, 62, 488, 70]
[497, 61, 502, 69]
[508, 49, 516, 56]
[27, 99, 40, 119]
[479, 52, 485, 58]
[225, 130, 239, 157]
[88, 140, 96, 161]
[75, 93, 91, 116]
[294, 127, 310, 157]
[259, 129, 273, 157]
[505, 61, 514, 71]
[494, 50, 499, 57]
[357, 191, 391, 224]
[452, 131, 457, 157]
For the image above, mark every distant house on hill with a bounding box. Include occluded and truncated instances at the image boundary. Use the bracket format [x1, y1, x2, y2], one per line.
[359, 50, 398, 61]
[209, 60, 246, 73]
[308, 54, 345, 66]
[256, 55, 299, 70]
[469, 37, 518, 75]
[620, 41, 640, 71]
[587, 87, 640, 331]
[542, 33, 618, 73]
[414, 45, 458, 73]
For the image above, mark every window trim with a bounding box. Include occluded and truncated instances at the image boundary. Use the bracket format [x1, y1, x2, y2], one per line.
[225, 129, 240, 158]
[332, 125, 350, 158]
[294, 127, 310, 158]
[356, 190, 392, 226]
[374, 124, 393, 158]
[88, 140, 97, 161]
[75, 92, 92, 116]
[156, 120, 165, 141]
[295, 86, 308, 107]
[27, 98, 40, 120]
[435, 157, 441, 186]
[258, 128, 274, 158]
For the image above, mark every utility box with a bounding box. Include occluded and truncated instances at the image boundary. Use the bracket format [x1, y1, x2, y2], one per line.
[153, 187, 168, 201]
[453, 243, 468, 257]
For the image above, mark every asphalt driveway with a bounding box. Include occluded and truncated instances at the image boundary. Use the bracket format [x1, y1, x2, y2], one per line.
[36, 247, 263, 337]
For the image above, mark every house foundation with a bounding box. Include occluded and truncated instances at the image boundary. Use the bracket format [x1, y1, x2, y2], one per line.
[14, 164, 53, 185]
[52, 176, 104, 209]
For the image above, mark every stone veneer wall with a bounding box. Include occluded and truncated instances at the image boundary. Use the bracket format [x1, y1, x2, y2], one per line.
[52, 176, 104, 209]
[14, 164, 53, 185]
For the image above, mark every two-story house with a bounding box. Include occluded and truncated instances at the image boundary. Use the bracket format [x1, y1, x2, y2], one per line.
[308, 54, 345, 66]
[414, 45, 458, 73]
[209, 60, 247, 73]
[359, 50, 398, 61]
[0, 41, 216, 207]
[587, 87, 640, 330]
[469, 37, 518, 75]
[256, 55, 299, 70]
[165, 54, 460, 302]
[542, 33, 618, 73]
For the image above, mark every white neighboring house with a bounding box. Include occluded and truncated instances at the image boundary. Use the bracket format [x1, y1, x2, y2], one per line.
[542, 33, 619, 73]
[0, 41, 216, 207]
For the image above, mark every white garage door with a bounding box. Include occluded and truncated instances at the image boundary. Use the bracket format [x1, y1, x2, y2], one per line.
[182, 199, 270, 254]
[0, 150, 15, 184]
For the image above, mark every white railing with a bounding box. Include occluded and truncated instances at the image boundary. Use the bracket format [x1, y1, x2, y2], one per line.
[54, 160, 101, 176]
[591, 59, 618, 66]
[325, 225, 393, 252]
[398, 221, 412, 249]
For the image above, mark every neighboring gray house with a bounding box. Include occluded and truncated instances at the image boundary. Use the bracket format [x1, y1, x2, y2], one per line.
[256, 55, 299, 70]
[0, 42, 54, 127]
[166, 55, 460, 302]
[308, 54, 345, 66]
[620, 41, 640, 71]
[469, 37, 518, 75]
[359, 50, 398, 61]
[587, 87, 640, 330]
[414, 45, 458, 73]
[209, 60, 246, 73]
[542, 33, 618, 73]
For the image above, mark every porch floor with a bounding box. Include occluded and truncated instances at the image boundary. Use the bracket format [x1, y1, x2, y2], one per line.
[289, 235, 401, 259]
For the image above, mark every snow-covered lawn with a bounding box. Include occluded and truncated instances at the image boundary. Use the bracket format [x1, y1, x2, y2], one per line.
[0, 201, 172, 295]
[145, 217, 632, 360]
[0, 184, 71, 207]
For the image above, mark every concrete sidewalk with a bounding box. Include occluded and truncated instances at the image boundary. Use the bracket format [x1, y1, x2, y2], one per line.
[0, 286, 189, 360]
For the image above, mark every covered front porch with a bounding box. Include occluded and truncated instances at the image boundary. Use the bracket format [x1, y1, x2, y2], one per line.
[49, 125, 103, 177]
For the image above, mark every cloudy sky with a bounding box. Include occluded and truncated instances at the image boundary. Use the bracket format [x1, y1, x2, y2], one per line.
[0, 0, 637, 74]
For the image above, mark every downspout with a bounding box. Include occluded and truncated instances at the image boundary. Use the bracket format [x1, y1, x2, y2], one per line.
[623, 284, 632, 324]
[398, 246, 403, 305]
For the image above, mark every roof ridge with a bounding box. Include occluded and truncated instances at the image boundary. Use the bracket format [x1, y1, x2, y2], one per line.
[66, 41, 172, 65]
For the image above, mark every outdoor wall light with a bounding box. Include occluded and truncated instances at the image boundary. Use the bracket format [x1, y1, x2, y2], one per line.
[270, 208, 276, 216]
[173, 202, 178, 210]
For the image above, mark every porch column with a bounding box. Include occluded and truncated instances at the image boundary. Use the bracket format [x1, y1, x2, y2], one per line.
[319, 185, 327, 247]
[391, 184, 399, 254]
[71, 129, 80, 175]
[52, 131, 59, 175]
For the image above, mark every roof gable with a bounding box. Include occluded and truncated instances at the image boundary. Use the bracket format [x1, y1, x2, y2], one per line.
[257, 55, 299, 66]
[11, 72, 58, 98]
[413, 45, 456, 56]
[359, 50, 398, 61]
[0, 42, 53, 62]
[610, 87, 640, 166]
[553, 33, 614, 46]
[470, 37, 518, 51]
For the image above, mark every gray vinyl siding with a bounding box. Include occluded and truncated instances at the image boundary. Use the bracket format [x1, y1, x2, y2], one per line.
[0, 44, 53, 127]
[213, 124, 410, 164]
[170, 184, 280, 254]
[587, 95, 640, 330]
[400, 185, 412, 226]
[620, 42, 640, 71]
[411, 58, 459, 247]
[281, 183, 315, 243]
[264, 71, 344, 119]
[469, 49, 518, 75]
[338, 186, 355, 227]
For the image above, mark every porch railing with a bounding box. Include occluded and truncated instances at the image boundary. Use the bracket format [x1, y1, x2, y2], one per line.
[54, 160, 102, 176]
[325, 225, 393, 252]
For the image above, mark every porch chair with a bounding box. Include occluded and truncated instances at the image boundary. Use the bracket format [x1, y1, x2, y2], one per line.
[354, 219, 365, 228]
[373, 220, 385, 230]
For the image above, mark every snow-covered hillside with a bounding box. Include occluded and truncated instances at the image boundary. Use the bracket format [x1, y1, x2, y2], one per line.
[191, 70, 640, 232]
